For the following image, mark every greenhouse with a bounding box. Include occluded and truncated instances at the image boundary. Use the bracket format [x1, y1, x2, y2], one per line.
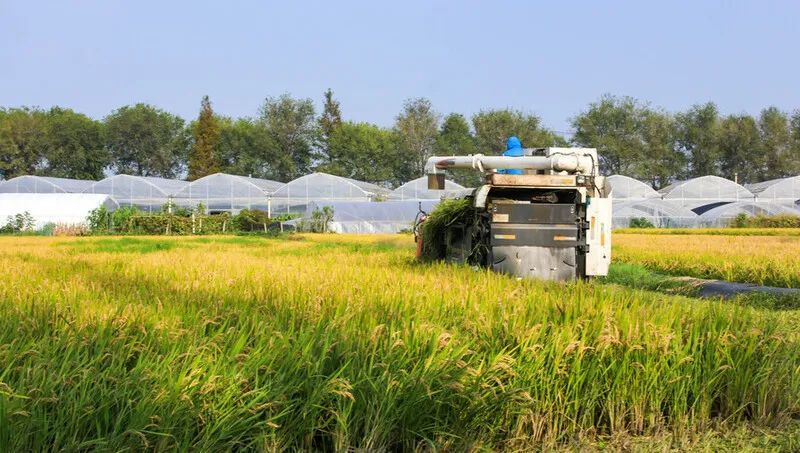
[0, 193, 118, 228]
[659, 175, 755, 210]
[605, 175, 659, 199]
[747, 176, 800, 203]
[0, 175, 95, 193]
[173, 173, 284, 213]
[271, 172, 392, 214]
[697, 201, 800, 227]
[612, 199, 699, 228]
[389, 176, 466, 200]
[83, 174, 189, 212]
[298, 200, 439, 233]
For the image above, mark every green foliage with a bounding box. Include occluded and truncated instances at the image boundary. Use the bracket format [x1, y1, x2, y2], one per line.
[2, 211, 36, 233]
[0, 107, 48, 179]
[42, 107, 107, 180]
[188, 96, 221, 180]
[232, 209, 275, 232]
[320, 121, 399, 184]
[628, 217, 655, 228]
[126, 213, 232, 235]
[259, 94, 316, 181]
[675, 102, 721, 178]
[104, 103, 189, 178]
[420, 197, 472, 260]
[730, 213, 800, 228]
[436, 113, 481, 187]
[473, 108, 566, 156]
[302, 206, 334, 233]
[718, 115, 762, 183]
[394, 98, 439, 181]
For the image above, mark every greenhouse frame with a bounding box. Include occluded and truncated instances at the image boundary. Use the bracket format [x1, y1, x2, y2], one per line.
[606, 175, 660, 199]
[747, 176, 800, 203]
[697, 201, 800, 227]
[271, 172, 392, 214]
[0, 175, 95, 194]
[389, 176, 466, 200]
[612, 199, 699, 228]
[300, 200, 439, 233]
[659, 175, 755, 211]
[173, 173, 284, 213]
[83, 175, 190, 212]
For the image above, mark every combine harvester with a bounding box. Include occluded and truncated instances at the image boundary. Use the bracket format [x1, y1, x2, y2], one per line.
[418, 147, 612, 281]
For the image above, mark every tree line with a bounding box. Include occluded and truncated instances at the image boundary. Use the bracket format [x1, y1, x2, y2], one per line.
[1, 92, 799, 188]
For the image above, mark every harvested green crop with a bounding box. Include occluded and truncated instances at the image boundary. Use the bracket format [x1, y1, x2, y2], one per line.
[420, 197, 473, 260]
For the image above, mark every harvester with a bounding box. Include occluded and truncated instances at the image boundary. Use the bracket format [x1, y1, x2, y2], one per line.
[417, 147, 612, 281]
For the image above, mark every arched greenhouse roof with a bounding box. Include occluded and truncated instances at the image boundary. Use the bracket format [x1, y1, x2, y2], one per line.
[172, 173, 284, 213]
[273, 172, 388, 200]
[0, 175, 96, 193]
[390, 176, 465, 200]
[746, 175, 800, 201]
[606, 175, 659, 199]
[301, 200, 439, 234]
[84, 174, 189, 198]
[659, 175, 754, 200]
[698, 201, 800, 226]
[612, 199, 698, 228]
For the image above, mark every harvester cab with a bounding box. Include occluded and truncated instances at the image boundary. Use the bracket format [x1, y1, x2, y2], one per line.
[422, 147, 612, 281]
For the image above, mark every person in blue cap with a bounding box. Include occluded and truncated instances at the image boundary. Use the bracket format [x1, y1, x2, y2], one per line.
[496, 136, 524, 175]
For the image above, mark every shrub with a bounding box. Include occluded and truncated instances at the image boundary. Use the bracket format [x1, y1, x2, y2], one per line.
[628, 217, 655, 228]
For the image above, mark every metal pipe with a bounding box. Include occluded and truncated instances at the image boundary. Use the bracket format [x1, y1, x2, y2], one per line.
[424, 154, 594, 175]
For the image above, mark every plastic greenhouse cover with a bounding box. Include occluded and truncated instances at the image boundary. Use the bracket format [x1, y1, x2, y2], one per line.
[304, 200, 439, 233]
[606, 175, 659, 199]
[270, 173, 391, 214]
[698, 201, 800, 222]
[0, 193, 118, 228]
[612, 199, 699, 228]
[389, 176, 466, 200]
[659, 175, 754, 201]
[0, 175, 96, 193]
[84, 175, 189, 198]
[174, 173, 283, 198]
[746, 175, 800, 200]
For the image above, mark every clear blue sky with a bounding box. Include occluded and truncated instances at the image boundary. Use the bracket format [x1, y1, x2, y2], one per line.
[2, 0, 798, 135]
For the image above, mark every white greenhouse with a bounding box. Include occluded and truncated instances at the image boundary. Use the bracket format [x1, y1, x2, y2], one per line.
[390, 176, 466, 200]
[173, 173, 284, 213]
[606, 175, 660, 199]
[83, 175, 189, 212]
[0, 193, 118, 228]
[660, 175, 755, 211]
[612, 199, 699, 228]
[0, 175, 95, 193]
[271, 173, 392, 214]
[299, 200, 439, 234]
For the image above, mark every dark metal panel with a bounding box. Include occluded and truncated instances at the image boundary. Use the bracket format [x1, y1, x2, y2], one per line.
[491, 203, 577, 224]
[490, 224, 581, 247]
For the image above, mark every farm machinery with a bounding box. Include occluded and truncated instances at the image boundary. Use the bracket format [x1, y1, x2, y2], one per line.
[416, 147, 612, 281]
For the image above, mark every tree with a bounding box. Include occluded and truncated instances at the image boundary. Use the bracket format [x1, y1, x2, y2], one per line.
[435, 113, 480, 187]
[717, 114, 762, 184]
[41, 107, 107, 179]
[0, 107, 48, 179]
[790, 111, 800, 176]
[758, 107, 791, 179]
[188, 96, 221, 180]
[104, 104, 189, 178]
[316, 88, 343, 167]
[571, 95, 645, 176]
[323, 121, 398, 184]
[394, 98, 439, 181]
[637, 109, 683, 189]
[675, 103, 721, 178]
[216, 117, 277, 178]
[259, 94, 316, 181]
[473, 108, 565, 156]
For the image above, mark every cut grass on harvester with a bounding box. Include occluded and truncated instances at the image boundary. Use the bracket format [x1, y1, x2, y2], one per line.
[420, 197, 472, 261]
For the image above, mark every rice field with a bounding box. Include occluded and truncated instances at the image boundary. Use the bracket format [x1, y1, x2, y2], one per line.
[614, 232, 800, 288]
[0, 234, 799, 450]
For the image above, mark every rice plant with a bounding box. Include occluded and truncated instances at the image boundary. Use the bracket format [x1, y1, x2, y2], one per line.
[0, 235, 797, 450]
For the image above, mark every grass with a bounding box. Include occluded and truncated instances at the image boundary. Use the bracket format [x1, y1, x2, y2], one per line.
[615, 227, 800, 236]
[613, 232, 800, 288]
[0, 234, 798, 450]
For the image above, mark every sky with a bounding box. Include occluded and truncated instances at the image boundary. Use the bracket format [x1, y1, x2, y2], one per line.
[1, 0, 799, 135]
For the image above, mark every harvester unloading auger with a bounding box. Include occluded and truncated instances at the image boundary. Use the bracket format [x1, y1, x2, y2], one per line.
[416, 147, 612, 281]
